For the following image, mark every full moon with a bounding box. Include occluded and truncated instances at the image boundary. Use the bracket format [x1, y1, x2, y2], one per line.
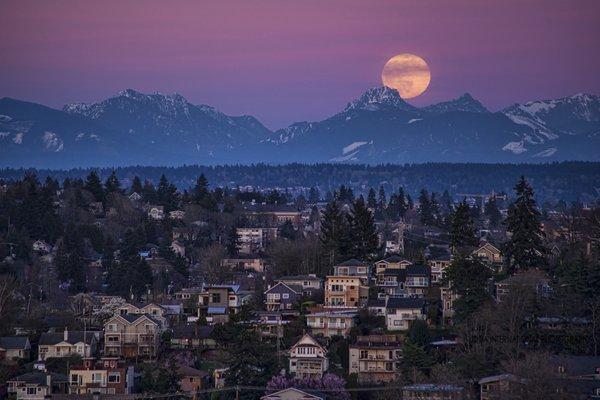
[381, 54, 431, 99]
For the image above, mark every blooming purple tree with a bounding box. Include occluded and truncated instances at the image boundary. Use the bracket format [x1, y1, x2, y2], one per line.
[266, 373, 349, 400]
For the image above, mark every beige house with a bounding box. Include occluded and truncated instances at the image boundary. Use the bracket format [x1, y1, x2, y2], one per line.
[68, 358, 134, 395]
[7, 372, 68, 400]
[38, 329, 98, 361]
[289, 334, 328, 379]
[349, 335, 402, 384]
[116, 302, 168, 329]
[385, 298, 426, 331]
[472, 242, 503, 268]
[306, 309, 356, 338]
[0, 336, 31, 362]
[324, 276, 369, 309]
[103, 314, 160, 359]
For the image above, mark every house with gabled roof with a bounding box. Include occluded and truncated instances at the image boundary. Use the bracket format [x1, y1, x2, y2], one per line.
[7, 372, 68, 400]
[0, 336, 31, 362]
[103, 313, 160, 358]
[471, 242, 503, 269]
[37, 328, 98, 361]
[264, 282, 302, 312]
[289, 334, 329, 379]
[261, 387, 324, 400]
[261, 388, 324, 400]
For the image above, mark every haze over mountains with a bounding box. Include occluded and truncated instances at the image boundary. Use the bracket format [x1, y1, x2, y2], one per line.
[1, 87, 599, 168]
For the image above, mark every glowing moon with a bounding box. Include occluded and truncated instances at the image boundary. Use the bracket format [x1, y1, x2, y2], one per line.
[381, 54, 431, 99]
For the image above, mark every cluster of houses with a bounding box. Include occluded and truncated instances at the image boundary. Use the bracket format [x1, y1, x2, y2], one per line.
[3, 188, 600, 400]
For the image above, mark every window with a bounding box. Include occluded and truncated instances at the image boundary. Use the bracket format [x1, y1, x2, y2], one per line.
[360, 350, 368, 359]
[107, 324, 117, 332]
[282, 293, 289, 299]
[27, 387, 37, 395]
[92, 373, 103, 382]
[211, 293, 221, 303]
[108, 373, 120, 383]
[107, 335, 119, 342]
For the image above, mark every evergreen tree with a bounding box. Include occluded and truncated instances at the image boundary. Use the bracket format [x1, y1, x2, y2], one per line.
[193, 174, 217, 211]
[484, 196, 502, 228]
[55, 223, 85, 291]
[367, 188, 377, 209]
[505, 176, 546, 272]
[84, 171, 105, 202]
[450, 201, 478, 249]
[442, 255, 492, 322]
[440, 189, 453, 214]
[308, 187, 320, 204]
[156, 175, 178, 211]
[319, 200, 351, 265]
[226, 226, 240, 257]
[130, 176, 143, 194]
[142, 180, 157, 203]
[418, 189, 434, 225]
[348, 197, 378, 259]
[104, 170, 121, 194]
[378, 185, 387, 209]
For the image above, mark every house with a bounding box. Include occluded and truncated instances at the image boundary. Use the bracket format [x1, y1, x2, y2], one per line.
[261, 388, 324, 400]
[495, 269, 551, 302]
[116, 302, 168, 329]
[68, 358, 135, 395]
[479, 374, 522, 400]
[88, 202, 104, 216]
[333, 259, 370, 280]
[306, 309, 357, 338]
[169, 210, 185, 220]
[471, 242, 503, 268]
[221, 257, 266, 273]
[324, 275, 369, 309]
[147, 205, 165, 220]
[265, 282, 302, 312]
[402, 384, 464, 400]
[128, 192, 142, 202]
[255, 311, 288, 338]
[349, 335, 402, 384]
[289, 334, 329, 379]
[7, 372, 68, 400]
[376, 269, 406, 299]
[550, 355, 600, 398]
[367, 299, 386, 316]
[237, 228, 272, 253]
[170, 323, 215, 350]
[171, 240, 186, 257]
[198, 284, 245, 324]
[385, 297, 426, 331]
[405, 264, 431, 297]
[32, 240, 52, 253]
[178, 365, 210, 393]
[277, 274, 323, 297]
[0, 336, 31, 362]
[103, 314, 160, 358]
[38, 329, 98, 361]
[374, 255, 412, 277]
[427, 246, 452, 284]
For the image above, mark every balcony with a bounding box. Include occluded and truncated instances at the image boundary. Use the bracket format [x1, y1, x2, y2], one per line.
[328, 322, 346, 329]
[307, 321, 325, 328]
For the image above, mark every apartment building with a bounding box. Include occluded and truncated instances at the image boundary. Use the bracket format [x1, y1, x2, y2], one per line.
[68, 358, 134, 395]
[306, 309, 357, 338]
[103, 314, 160, 359]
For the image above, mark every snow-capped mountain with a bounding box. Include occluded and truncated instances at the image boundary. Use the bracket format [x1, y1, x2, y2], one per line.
[1, 87, 599, 168]
[422, 93, 488, 114]
[502, 93, 600, 143]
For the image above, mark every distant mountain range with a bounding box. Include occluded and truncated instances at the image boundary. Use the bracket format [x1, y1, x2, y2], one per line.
[1, 87, 599, 168]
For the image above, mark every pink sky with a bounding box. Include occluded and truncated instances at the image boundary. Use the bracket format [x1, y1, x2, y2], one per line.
[1, 0, 599, 129]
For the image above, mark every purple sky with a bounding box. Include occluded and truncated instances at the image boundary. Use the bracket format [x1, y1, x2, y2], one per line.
[1, 0, 599, 129]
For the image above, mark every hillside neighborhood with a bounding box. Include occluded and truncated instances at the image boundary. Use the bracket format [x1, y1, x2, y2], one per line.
[0, 172, 599, 400]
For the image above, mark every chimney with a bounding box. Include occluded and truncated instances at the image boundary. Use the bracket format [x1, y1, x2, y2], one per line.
[46, 373, 52, 388]
[63, 327, 68, 342]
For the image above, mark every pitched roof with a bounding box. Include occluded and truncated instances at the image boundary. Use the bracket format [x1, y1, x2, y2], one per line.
[382, 255, 411, 263]
[0, 336, 30, 350]
[264, 282, 302, 295]
[335, 258, 367, 266]
[549, 355, 600, 376]
[261, 387, 324, 400]
[8, 372, 68, 385]
[406, 264, 431, 276]
[387, 297, 425, 309]
[278, 275, 321, 281]
[39, 331, 95, 346]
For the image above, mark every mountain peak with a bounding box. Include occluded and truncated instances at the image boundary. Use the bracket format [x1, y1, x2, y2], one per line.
[344, 86, 417, 112]
[423, 93, 488, 114]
